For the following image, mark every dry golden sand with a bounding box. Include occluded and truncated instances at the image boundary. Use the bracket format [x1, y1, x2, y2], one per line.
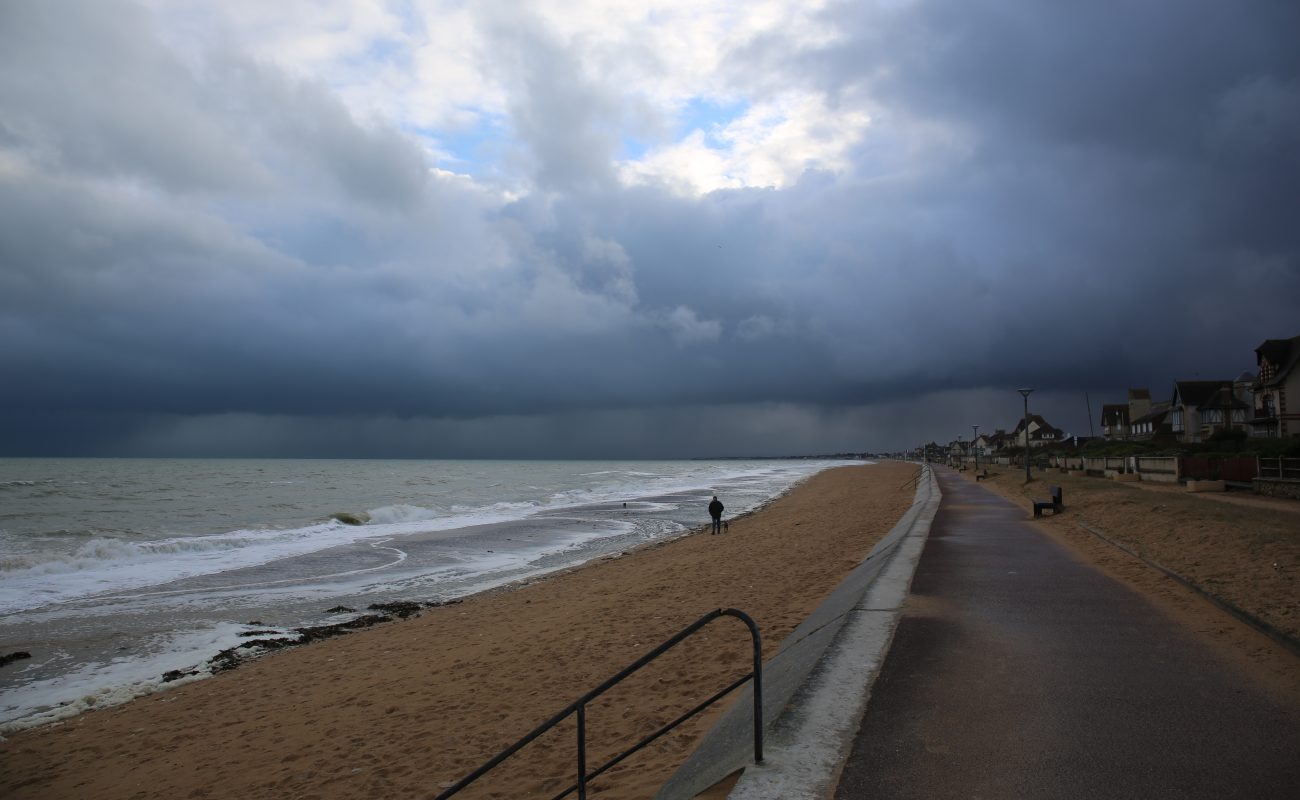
[965, 465, 1300, 693]
[0, 462, 919, 800]
[7, 463, 1296, 800]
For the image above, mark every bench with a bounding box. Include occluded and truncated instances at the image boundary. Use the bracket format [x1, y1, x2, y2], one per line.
[974, 469, 989, 481]
[1033, 485, 1063, 517]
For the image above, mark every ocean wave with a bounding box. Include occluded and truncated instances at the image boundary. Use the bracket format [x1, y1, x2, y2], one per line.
[0, 499, 564, 614]
[364, 504, 441, 525]
[0, 459, 855, 616]
[1, 535, 256, 575]
[0, 523, 345, 614]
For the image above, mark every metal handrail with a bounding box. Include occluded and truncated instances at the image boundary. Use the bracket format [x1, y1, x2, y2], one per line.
[898, 465, 924, 491]
[433, 607, 763, 799]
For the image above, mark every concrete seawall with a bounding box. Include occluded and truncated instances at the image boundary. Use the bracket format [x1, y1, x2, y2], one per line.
[654, 464, 941, 800]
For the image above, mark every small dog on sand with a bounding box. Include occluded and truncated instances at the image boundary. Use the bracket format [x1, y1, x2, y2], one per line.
[723, 521, 729, 532]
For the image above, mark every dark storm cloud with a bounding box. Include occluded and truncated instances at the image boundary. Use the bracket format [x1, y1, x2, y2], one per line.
[1, 0, 1297, 456]
[789, 0, 1300, 386]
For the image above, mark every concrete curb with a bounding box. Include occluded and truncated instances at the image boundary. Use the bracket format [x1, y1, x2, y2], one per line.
[653, 464, 941, 800]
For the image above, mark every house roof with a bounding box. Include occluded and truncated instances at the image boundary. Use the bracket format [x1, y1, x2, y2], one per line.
[1172, 380, 1233, 408]
[1010, 414, 1064, 441]
[1101, 404, 1129, 424]
[1132, 402, 1171, 425]
[1256, 334, 1300, 388]
[1205, 386, 1249, 410]
[1013, 413, 1061, 435]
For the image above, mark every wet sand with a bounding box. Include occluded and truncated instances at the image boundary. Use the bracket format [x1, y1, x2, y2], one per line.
[7, 461, 1293, 799]
[0, 461, 920, 800]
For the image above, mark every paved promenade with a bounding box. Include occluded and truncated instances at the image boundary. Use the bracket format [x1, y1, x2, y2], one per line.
[833, 468, 1300, 799]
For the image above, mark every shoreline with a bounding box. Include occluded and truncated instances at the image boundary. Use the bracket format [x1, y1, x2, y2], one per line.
[1, 461, 921, 800]
[0, 459, 845, 734]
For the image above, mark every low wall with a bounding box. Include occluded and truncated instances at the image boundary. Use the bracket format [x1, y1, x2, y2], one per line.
[1253, 478, 1300, 500]
[1045, 455, 1180, 482]
[654, 468, 941, 800]
[1136, 456, 1179, 483]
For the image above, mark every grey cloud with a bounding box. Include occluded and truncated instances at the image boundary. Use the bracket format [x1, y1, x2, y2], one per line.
[229, 59, 430, 208]
[0, 2, 428, 208]
[1, 0, 1297, 457]
[476, 5, 625, 192]
[0, 388, 1104, 459]
[0, 1, 265, 192]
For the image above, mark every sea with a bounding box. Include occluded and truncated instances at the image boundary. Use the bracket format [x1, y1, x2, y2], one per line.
[0, 457, 858, 733]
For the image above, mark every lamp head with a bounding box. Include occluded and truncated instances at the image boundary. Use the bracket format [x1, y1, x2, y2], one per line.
[1017, 387, 1034, 399]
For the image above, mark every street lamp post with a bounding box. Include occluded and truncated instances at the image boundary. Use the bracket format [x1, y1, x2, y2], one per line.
[972, 424, 980, 471]
[1018, 388, 1034, 483]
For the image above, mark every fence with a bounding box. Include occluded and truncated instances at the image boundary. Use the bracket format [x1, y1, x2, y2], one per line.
[969, 452, 1300, 487]
[1180, 456, 1259, 482]
[1258, 457, 1300, 480]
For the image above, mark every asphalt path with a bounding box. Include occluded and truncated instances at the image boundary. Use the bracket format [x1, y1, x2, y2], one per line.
[833, 468, 1300, 799]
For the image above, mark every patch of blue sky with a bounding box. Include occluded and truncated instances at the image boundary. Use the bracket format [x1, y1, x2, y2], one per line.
[619, 137, 650, 160]
[407, 113, 509, 176]
[618, 97, 749, 161]
[676, 97, 749, 146]
[359, 37, 408, 68]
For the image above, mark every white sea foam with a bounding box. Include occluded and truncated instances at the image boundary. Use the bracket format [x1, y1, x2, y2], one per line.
[0, 457, 862, 731]
[0, 490, 657, 614]
[364, 504, 442, 524]
[0, 515, 475, 615]
[0, 622, 254, 734]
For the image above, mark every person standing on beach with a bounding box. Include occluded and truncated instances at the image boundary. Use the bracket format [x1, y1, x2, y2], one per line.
[708, 496, 724, 534]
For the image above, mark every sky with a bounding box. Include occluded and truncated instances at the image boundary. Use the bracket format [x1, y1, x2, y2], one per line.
[2, 0, 1298, 458]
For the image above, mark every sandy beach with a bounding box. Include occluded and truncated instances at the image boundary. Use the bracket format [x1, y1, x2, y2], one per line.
[0, 461, 919, 800]
[4, 460, 1297, 799]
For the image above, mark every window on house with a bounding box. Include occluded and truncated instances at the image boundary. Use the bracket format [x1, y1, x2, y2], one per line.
[1172, 410, 1184, 431]
[1203, 409, 1223, 424]
[1232, 409, 1245, 423]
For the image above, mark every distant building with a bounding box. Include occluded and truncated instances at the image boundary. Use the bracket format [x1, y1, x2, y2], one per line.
[1101, 388, 1151, 441]
[1250, 334, 1300, 438]
[1127, 388, 1151, 425]
[1100, 404, 1129, 440]
[1011, 414, 1063, 448]
[973, 429, 1007, 456]
[1170, 380, 1248, 442]
[1130, 402, 1172, 440]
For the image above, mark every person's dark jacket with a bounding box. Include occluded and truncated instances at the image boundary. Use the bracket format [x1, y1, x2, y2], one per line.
[708, 499, 724, 518]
